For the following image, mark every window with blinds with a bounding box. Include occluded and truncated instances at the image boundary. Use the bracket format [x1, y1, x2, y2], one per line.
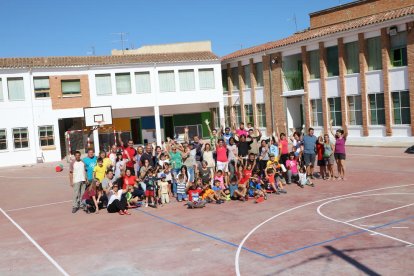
[0, 79, 3, 101]
[158, 71, 176, 92]
[179, 69, 195, 91]
[366, 37, 382, 71]
[254, 63, 264, 87]
[95, 74, 112, 95]
[33, 77, 50, 98]
[243, 65, 251, 89]
[348, 95, 363, 125]
[8, 77, 25, 101]
[135, 72, 151, 93]
[61, 79, 81, 95]
[115, 73, 131, 94]
[311, 99, 323, 126]
[199, 69, 215, 90]
[345, 41, 359, 74]
[308, 50, 320, 79]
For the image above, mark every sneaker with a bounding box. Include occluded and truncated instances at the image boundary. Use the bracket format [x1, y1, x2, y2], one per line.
[216, 200, 221, 204]
[220, 200, 225, 204]
[280, 189, 287, 194]
[300, 184, 304, 188]
[240, 197, 246, 202]
[119, 211, 124, 215]
[264, 194, 268, 200]
[72, 207, 79, 213]
[124, 210, 131, 215]
[255, 197, 264, 203]
[145, 203, 148, 207]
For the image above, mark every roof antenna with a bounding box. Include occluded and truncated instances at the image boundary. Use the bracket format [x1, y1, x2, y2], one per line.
[87, 45, 95, 56]
[288, 14, 298, 32]
[112, 32, 129, 54]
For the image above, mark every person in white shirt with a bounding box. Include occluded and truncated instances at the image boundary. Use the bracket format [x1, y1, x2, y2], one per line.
[106, 183, 130, 215]
[69, 151, 87, 213]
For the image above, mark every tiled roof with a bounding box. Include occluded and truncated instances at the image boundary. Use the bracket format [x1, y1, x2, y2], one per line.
[0, 51, 219, 68]
[222, 6, 414, 61]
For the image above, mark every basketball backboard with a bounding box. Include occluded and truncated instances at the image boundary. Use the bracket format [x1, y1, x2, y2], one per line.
[83, 106, 113, 127]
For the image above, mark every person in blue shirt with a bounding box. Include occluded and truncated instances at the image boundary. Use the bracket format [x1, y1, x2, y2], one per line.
[302, 128, 318, 179]
[83, 148, 98, 183]
[222, 127, 233, 145]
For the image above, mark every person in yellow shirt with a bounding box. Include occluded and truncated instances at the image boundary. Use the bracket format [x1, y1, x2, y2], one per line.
[266, 154, 279, 169]
[99, 150, 112, 170]
[93, 158, 106, 182]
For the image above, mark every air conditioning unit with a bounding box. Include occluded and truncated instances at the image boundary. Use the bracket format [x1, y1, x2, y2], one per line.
[389, 26, 398, 36]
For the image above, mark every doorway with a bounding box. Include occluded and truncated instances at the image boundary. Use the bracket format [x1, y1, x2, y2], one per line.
[130, 118, 142, 145]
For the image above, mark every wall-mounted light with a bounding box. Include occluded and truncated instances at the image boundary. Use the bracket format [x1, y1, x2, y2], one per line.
[389, 26, 398, 36]
[271, 57, 279, 64]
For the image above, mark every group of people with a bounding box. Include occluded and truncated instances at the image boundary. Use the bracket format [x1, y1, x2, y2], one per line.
[69, 119, 348, 214]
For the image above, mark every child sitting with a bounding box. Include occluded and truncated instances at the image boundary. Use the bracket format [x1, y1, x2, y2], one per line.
[214, 170, 227, 190]
[298, 166, 314, 188]
[125, 185, 140, 208]
[274, 162, 287, 194]
[248, 173, 267, 202]
[186, 179, 206, 209]
[201, 183, 221, 204]
[265, 168, 279, 194]
[212, 179, 227, 203]
[228, 176, 239, 198]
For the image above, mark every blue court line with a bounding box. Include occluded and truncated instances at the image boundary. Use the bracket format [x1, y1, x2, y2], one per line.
[135, 209, 414, 260]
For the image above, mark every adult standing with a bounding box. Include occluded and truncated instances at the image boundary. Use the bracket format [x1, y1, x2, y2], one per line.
[323, 133, 335, 180]
[140, 143, 155, 168]
[302, 128, 318, 179]
[118, 132, 137, 175]
[330, 120, 348, 180]
[166, 139, 185, 196]
[69, 151, 87, 213]
[83, 148, 97, 184]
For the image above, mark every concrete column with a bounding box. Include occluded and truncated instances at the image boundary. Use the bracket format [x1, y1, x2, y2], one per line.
[407, 21, 414, 136]
[249, 58, 258, 128]
[238, 61, 246, 124]
[301, 46, 311, 130]
[93, 129, 100, 154]
[381, 27, 393, 136]
[338, 37, 348, 128]
[358, 33, 370, 136]
[154, 105, 162, 145]
[319, 42, 329, 133]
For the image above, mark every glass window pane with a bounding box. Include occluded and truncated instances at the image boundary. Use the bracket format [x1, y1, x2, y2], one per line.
[135, 72, 151, 93]
[401, 108, 411, 124]
[231, 67, 239, 90]
[179, 70, 195, 91]
[327, 46, 339, 77]
[199, 69, 215, 90]
[222, 69, 228, 91]
[394, 108, 401, 124]
[377, 109, 385, 125]
[8, 78, 25, 100]
[367, 37, 382, 71]
[62, 80, 81, 95]
[309, 50, 320, 79]
[0, 80, 3, 101]
[34, 77, 50, 90]
[356, 110, 363, 125]
[158, 71, 175, 92]
[115, 73, 131, 94]
[243, 65, 251, 89]
[400, 91, 410, 108]
[254, 63, 263, 87]
[345, 41, 359, 74]
[95, 74, 112, 95]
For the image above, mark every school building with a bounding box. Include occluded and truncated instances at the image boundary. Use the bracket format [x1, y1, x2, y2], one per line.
[0, 41, 224, 167]
[220, 0, 414, 139]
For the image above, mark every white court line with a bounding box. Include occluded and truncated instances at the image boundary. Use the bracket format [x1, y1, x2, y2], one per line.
[234, 183, 414, 276]
[317, 193, 414, 247]
[392, 227, 409, 229]
[349, 153, 414, 159]
[0, 208, 69, 276]
[6, 200, 72, 212]
[345, 202, 414, 223]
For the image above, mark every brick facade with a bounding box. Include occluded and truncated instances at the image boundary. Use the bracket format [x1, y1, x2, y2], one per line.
[310, 0, 414, 29]
[301, 46, 311, 129]
[238, 61, 246, 124]
[381, 27, 393, 136]
[337, 38, 348, 129]
[319, 42, 329, 133]
[262, 55, 273, 133]
[358, 33, 370, 136]
[50, 75, 90, 110]
[270, 52, 286, 133]
[407, 21, 414, 135]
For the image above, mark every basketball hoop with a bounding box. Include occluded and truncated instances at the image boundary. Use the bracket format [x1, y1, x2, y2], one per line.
[91, 121, 103, 131]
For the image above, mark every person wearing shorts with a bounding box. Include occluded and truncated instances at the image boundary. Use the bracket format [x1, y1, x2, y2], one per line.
[302, 128, 317, 179]
[329, 120, 348, 180]
[215, 139, 229, 184]
[323, 134, 335, 180]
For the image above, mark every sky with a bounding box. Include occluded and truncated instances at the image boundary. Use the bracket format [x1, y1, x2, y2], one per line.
[0, 0, 354, 58]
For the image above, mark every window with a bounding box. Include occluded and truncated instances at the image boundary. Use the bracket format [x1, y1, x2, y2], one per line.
[38, 126, 54, 147]
[311, 99, 323, 126]
[135, 72, 151, 93]
[199, 69, 215, 90]
[0, 129, 7, 150]
[61, 79, 81, 95]
[115, 73, 131, 94]
[33, 77, 50, 98]
[95, 74, 112, 96]
[231, 67, 239, 90]
[345, 41, 359, 74]
[0, 79, 3, 101]
[254, 62, 264, 87]
[368, 93, 385, 125]
[8, 77, 25, 101]
[328, 97, 342, 126]
[257, 103, 267, 127]
[244, 104, 253, 125]
[392, 91, 411, 124]
[348, 95, 363, 125]
[326, 46, 339, 77]
[390, 31, 407, 67]
[158, 71, 175, 92]
[211, 107, 220, 129]
[222, 69, 228, 91]
[179, 70, 195, 91]
[366, 37, 382, 71]
[224, 106, 231, 127]
[234, 105, 242, 125]
[308, 50, 320, 79]
[243, 65, 251, 89]
[13, 127, 29, 149]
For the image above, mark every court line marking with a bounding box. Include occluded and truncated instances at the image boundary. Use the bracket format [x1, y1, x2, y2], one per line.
[345, 202, 414, 223]
[317, 193, 414, 247]
[6, 200, 72, 212]
[0, 175, 67, 179]
[0, 208, 69, 276]
[235, 183, 414, 276]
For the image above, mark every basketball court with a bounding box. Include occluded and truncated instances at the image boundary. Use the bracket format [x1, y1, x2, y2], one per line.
[0, 146, 413, 275]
